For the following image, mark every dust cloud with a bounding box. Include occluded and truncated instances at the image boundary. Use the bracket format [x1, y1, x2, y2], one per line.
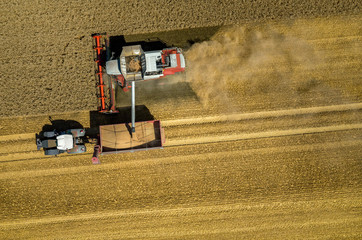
[184, 24, 321, 107]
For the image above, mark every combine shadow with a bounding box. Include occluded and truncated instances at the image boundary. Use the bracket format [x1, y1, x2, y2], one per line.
[108, 25, 221, 58]
[89, 105, 154, 137]
[109, 35, 168, 59]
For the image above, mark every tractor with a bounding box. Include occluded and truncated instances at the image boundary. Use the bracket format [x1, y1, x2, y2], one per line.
[35, 33, 182, 163]
[36, 129, 86, 156]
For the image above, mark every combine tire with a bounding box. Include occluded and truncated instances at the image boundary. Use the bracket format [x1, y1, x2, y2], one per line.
[44, 149, 59, 155]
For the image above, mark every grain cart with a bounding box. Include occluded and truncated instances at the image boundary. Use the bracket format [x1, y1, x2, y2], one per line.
[91, 120, 164, 164]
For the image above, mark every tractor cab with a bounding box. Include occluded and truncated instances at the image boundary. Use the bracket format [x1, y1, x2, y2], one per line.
[56, 134, 73, 150]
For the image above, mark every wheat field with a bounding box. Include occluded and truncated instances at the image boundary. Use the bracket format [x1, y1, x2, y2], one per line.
[0, 1, 361, 239]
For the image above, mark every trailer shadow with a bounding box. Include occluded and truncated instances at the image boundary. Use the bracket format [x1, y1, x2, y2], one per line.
[88, 105, 154, 138]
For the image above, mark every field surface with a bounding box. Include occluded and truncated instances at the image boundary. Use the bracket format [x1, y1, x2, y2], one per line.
[0, 1, 361, 239]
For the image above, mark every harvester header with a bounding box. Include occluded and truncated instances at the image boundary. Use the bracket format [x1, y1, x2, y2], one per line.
[92, 34, 116, 113]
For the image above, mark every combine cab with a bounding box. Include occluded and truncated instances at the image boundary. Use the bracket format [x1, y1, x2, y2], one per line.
[106, 45, 185, 84]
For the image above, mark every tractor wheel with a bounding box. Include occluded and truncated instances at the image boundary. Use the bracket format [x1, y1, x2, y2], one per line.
[43, 131, 56, 138]
[44, 148, 59, 155]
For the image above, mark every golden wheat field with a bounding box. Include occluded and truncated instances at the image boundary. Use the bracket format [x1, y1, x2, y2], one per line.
[1, 0, 361, 239]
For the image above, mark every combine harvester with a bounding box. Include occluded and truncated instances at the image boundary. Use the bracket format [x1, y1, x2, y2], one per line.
[36, 34, 185, 164]
[92, 33, 185, 116]
[90, 33, 186, 163]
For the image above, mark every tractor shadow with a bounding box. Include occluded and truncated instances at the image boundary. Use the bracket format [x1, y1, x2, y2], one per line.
[88, 105, 154, 138]
[41, 118, 84, 132]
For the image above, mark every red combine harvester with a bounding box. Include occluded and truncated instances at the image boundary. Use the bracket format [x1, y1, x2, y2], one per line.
[92, 33, 185, 115]
[90, 33, 185, 163]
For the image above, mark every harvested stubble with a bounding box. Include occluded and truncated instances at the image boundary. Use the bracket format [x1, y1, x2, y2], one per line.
[0, 1, 361, 239]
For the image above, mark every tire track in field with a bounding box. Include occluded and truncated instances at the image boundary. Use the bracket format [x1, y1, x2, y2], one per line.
[0, 123, 360, 163]
[165, 123, 362, 147]
[0, 103, 361, 162]
[162, 103, 362, 127]
[1, 138, 360, 180]
[0, 102, 360, 141]
[0, 133, 35, 143]
[1, 193, 360, 230]
[0, 151, 91, 163]
[0, 141, 34, 154]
